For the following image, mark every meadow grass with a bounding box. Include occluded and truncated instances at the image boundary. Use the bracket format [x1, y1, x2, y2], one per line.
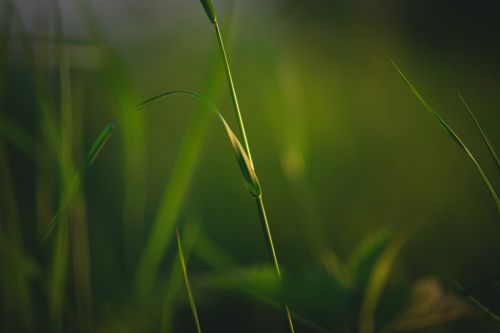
[3, 1, 500, 332]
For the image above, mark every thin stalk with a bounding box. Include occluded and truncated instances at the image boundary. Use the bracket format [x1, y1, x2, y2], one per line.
[204, 3, 295, 331]
[255, 196, 295, 333]
[176, 228, 202, 333]
[213, 22, 253, 165]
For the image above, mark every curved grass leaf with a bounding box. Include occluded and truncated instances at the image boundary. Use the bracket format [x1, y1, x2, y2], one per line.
[390, 60, 500, 213]
[457, 92, 500, 170]
[39, 90, 260, 251]
[132, 91, 261, 198]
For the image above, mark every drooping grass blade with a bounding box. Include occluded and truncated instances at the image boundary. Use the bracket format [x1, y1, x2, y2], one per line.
[39, 91, 259, 252]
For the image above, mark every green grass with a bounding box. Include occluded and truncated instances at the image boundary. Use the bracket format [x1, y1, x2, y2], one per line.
[2, 1, 500, 332]
[391, 59, 500, 214]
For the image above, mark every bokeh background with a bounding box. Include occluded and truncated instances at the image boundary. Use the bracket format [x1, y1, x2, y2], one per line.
[1, 0, 499, 332]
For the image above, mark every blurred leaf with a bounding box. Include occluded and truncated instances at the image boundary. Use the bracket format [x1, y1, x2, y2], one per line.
[39, 123, 115, 250]
[358, 230, 410, 333]
[0, 230, 41, 331]
[348, 229, 392, 291]
[196, 230, 412, 331]
[0, 115, 34, 161]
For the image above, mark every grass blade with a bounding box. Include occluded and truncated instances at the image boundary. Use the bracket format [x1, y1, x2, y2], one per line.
[76, 0, 148, 272]
[134, 16, 234, 293]
[391, 60, 500, 213]
[458, 92, 500, 170]
[38, 124, 115, 251]
[40, 91, 259, 252]
[176, 228, 203, 333]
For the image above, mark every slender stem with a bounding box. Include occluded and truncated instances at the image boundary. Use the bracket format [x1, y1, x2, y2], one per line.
[213, 22, 253, 166]
[212, 15, 296, 333]
[177, 229, 203, 333]
[256, 196, 296, 333]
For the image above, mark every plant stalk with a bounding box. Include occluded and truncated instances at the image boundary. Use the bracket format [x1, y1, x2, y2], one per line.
[255, 196, 296, 333]
[212, 13, 295, 332]
[177, 228, 203, 333]
[213, 22, 253, 166]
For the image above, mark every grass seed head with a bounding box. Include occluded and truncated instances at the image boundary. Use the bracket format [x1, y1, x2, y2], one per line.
[200, 0, 217, 24]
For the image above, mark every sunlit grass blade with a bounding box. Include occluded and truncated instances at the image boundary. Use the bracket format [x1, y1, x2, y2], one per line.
[40, 91, 259, 252]
[391, 59, 500, 213]
[458, 92, 500, 170]
[177, 228, 203, 333]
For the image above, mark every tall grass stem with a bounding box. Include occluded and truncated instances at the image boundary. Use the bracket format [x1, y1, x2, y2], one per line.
[213, 22, 253, 165]
[205, 3, 296, 331]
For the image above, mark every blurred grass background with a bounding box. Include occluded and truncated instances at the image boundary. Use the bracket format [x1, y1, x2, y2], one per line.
[1, 0, 499, 332]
